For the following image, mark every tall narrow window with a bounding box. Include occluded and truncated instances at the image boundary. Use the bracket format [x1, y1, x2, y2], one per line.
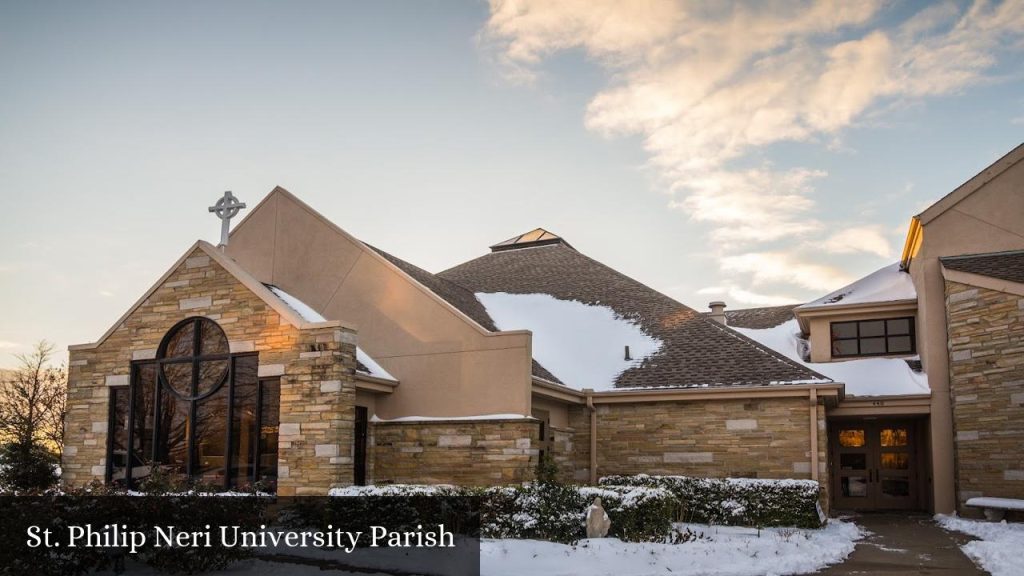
[108, 317, 280, 490]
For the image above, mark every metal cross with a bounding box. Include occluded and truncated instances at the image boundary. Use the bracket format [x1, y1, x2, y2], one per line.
[208, 191, 247, 247]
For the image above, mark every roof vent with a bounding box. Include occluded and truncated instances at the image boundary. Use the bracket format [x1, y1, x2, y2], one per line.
[708, 301, 727, 325]
[490, 228, 572, 252]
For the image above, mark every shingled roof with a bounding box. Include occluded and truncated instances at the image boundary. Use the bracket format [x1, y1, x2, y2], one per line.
[438, 240, 828, 389]
[722, 305, 799, 330]
[941, 250, 1024, 285]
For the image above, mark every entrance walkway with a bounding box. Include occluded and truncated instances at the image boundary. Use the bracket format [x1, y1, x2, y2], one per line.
[809, 513, 987, 575]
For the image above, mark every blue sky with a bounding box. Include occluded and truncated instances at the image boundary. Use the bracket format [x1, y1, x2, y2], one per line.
[1, 0, 1022, 366]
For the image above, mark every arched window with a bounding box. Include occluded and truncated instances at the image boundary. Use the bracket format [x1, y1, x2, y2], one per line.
[106, 317, 280, 491]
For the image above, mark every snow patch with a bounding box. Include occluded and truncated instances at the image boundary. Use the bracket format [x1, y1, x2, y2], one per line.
[734, 319, 929, 397]
[476, 292, 663, 390]
[936, 514, 1024, 576]
[481, 519, 863, 576]
[800, 263, 915, 308]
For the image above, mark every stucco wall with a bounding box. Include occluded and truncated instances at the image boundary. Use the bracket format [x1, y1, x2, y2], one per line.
[913, 150, 1024, 513]
[945, 280, 1024, 516]
[63, 246, 357, 495]
[226, 188, 534, 420]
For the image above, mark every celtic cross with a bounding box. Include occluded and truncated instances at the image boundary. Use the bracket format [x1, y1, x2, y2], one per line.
[208, 191, 247, 248]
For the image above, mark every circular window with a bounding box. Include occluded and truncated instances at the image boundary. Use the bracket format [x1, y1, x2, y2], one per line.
[157, 317, 230, 399]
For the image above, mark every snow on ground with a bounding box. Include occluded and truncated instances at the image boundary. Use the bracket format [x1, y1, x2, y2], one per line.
[734, 319, 929, 397]
[266, 284, 396, 381]
[475, 292, 663, 391]
[799, 263, 916, 308]
[481, 520, 862, 576]
[936, 514, 1024, 576]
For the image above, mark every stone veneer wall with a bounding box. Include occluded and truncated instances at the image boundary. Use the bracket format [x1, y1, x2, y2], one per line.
[568, 397, 829, 506]
[63, 246, 357, 495]
[945, 280, 1024, 515]
[371, 419, 541, 485]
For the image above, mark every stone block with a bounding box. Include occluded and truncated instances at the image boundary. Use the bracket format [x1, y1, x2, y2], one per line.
[726, 419, 758, 431]
[664, 452, 713, 463]
[438, 435, 473, 447]
[315, 444, 339, 457]
[179, 296, 212, 310]
[105, 374, 129, 387]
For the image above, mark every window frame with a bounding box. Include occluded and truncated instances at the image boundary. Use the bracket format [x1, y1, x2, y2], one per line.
[107, 317, 279, 491]
[830, 316, 916, 358]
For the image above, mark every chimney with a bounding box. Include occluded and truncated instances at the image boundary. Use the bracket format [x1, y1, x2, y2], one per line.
[708, 301, 727, 325]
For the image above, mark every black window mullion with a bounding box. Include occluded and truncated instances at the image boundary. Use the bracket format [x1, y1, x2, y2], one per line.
[125, 364, 138, 488]
[224, 356, 235, 491]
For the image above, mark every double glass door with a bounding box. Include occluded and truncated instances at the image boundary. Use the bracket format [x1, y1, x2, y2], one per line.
[833, 420, 918, 510]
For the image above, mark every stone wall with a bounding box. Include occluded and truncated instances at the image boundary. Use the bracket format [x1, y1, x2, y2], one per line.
[945, 280, 1024, 515]
[569, 397, 829, 506]
[371, 418, 540, 485]
[63, 246, 357, 495]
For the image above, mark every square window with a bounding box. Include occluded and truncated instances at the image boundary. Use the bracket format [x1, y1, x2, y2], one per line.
[861, 337, 886, 354]
[888, 336, 912, 353]
[831, 322, 857, 339]
[887, 318, 911, 334]
[860, 320, 885, 337]
[833, 340, 859, 356]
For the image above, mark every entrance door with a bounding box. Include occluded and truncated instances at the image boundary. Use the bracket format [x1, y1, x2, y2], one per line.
[832, 420, 918, 510]
[354, 406, 368, 486]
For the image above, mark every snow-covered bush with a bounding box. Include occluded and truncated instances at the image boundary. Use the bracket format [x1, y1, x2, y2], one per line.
[322, 484, 479, 540]
[328, 482, 677, 544]
[481, 483, 677, 543]
[600, 474, 823, 528]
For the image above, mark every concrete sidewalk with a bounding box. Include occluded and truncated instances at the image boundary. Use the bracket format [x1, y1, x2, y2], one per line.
[809, 513, 986, 575]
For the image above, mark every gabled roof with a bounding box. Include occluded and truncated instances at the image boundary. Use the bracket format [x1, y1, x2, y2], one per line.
[439, 241, 828, 389]
[940, 250, 1024, 285]
[797, 263, 916, 311]
[70, 241, 347, 350]
[917, 143, 1024, 226]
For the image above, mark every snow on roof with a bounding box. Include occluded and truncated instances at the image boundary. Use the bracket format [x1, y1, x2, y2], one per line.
[799, 263, 916, 309]
[475, 292, 663, 391]
[265, 284, 396, 381]
[733, 319, 929, 397]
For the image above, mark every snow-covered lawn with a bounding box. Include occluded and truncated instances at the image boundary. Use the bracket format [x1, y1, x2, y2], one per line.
[481, 520, 862, 576]
[936, 514, 1024, 576]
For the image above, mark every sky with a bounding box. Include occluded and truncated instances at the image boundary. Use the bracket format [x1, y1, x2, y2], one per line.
[1, 0, 1022, 367]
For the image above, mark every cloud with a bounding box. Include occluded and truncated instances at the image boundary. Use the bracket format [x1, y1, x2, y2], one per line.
[698, 285, 802, 307]
[0, 341, 21, 350]
[483, 0, 1024, 301]
[720, 252, 853, 292]
[820, 225, 894, 258]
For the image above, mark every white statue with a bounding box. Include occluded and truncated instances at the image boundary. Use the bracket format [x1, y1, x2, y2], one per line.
[586, 497, 611, 538]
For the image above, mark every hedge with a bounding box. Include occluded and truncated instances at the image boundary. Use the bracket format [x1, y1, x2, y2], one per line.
[599, 474, 824, 528]
[331, 483, 677, 544]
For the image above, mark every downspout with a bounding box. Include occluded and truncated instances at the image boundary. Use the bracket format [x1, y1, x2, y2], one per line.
[585, 388, 597, 484]
[809, 388, 819, 482]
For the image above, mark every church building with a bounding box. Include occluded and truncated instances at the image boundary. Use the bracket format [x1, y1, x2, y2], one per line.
[62, 143, 1024, 516]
